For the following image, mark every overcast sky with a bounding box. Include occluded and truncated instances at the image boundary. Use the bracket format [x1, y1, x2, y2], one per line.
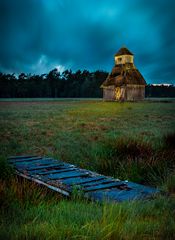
[0, 0, 175, 84]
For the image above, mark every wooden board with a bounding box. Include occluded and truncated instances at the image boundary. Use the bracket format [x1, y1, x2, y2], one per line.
[8, 155, 160, 203]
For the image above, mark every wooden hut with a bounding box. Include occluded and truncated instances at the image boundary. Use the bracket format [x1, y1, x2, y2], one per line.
[101, 47, 147, 101]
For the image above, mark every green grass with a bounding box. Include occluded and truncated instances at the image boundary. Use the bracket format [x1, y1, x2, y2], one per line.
[1, 178, 175, 240]
[0, 99, 175, 239]
[0, 98, 102, 102]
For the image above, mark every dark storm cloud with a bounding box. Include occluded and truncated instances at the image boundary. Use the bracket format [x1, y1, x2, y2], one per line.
[0, 0, 175, 83]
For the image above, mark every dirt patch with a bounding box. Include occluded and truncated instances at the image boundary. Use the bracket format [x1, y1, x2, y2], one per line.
[80, 122, 108, 131]
[99, 117, 115, 122]
[26, 121, 40, 127]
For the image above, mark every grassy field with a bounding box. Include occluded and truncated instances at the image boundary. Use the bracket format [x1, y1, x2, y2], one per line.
[0, 99, 175, 239]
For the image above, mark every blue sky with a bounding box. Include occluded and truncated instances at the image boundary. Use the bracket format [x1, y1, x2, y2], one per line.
[0, 0, 175, 84]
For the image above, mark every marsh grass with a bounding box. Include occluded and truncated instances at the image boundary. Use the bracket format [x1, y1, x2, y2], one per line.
[94, 136, 175, 186]
[0, 156, 14, 180]
[1, 178, 175, 240]
[0, 99, 175, 239]
[163, 132, 175, 150]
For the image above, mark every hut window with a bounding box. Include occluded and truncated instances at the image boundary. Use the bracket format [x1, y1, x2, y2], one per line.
[118, 58, 122, 62]
[126, 57, 131, 62]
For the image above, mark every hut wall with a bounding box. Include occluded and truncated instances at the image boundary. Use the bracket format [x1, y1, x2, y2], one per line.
[126, 85, 145, 101]
[103, 87, 115, 100]
[115, 55, 134, 65]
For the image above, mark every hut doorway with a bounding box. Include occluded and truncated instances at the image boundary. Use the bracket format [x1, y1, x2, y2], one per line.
[115, 87, 121, 100]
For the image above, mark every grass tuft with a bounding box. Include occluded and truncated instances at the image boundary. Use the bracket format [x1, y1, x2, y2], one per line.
[95, 136, 175, 185]
[0, 156, 14, 180]
[163, 132, 175, 150]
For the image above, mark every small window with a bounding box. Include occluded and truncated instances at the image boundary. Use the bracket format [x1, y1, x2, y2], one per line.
[126, 57, 132, 62]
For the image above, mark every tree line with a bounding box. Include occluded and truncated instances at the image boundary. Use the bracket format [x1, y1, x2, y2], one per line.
[0, 69, 175, 98]
[0, 69, 108, 98]
[145, 84, 175, 98]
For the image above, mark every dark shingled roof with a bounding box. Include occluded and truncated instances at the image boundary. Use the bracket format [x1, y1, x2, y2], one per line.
[101, 65, 146, 87]
[115, 47, 133, 56]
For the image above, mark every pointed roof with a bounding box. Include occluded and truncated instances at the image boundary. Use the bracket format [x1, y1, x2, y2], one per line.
[115, 47, 133, 56]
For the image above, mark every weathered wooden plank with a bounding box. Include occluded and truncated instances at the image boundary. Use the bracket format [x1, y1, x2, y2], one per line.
[15, 163, 58, 171]
[31, 168, 77, 175]
[61, 176, 105, 185]
[8, 155, 38, 160]
[85, 187, 156, 202]
[84, 181, 126, 192]
[107, 189, 153, 201]
[124, 181, 159, 194]
[27, 164, 75, 174]
[25, 163, 63, 171]
[48, 171, 89, 180]
[16, 171, 70, 197]
[9, 156, 43, 163]
[81, 178, 114, 187]
[13, 159, 57, 167]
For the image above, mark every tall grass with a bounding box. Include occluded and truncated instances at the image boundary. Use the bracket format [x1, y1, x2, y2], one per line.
[0, 100, 175, 239]
[94, 134, 175, 186]
[1, 177, 175, 239]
